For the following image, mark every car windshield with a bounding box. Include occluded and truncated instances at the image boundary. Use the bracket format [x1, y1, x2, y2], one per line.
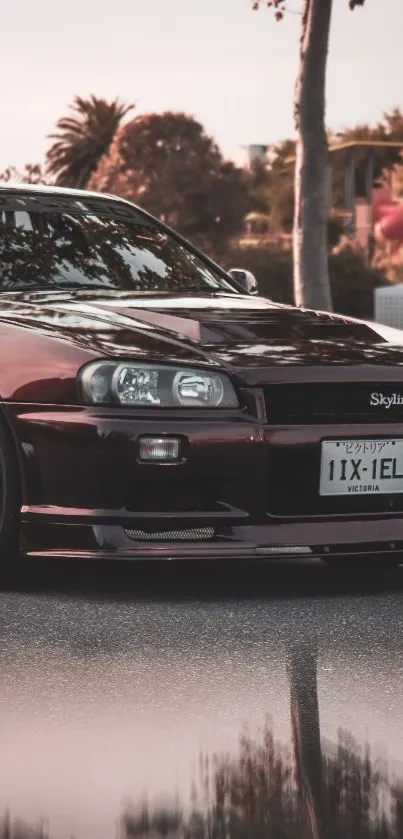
[0, 192, 239, 296]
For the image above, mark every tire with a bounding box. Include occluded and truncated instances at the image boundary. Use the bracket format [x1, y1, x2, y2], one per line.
[0, 419, 21, 583]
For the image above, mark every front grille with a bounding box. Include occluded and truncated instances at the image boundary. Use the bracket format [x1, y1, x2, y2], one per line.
[125, 527, 215, 542]
[265, 384, 403, 425]
[267, 446, 403, 517]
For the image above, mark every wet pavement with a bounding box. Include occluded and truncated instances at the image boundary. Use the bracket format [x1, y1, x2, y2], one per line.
[0, 557, 403, 839]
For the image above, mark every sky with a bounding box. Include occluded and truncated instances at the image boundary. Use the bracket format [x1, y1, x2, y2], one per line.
[1, 0, 403, 173]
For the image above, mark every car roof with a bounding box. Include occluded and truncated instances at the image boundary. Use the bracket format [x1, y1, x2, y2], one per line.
[0, 182, 124, 203]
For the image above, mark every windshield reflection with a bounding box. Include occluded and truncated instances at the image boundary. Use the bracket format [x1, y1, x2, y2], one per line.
[0, 198, 236, 296]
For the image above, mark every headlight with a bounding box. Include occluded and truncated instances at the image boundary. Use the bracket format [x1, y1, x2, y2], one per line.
[79, 362, 239, 408]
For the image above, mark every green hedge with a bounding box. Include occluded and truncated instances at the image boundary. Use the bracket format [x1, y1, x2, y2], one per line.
[224, 243, 387, 319]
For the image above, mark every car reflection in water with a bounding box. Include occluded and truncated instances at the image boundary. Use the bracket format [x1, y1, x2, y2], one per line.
[0, 575, 402, 839]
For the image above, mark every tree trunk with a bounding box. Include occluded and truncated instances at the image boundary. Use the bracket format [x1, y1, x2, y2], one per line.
[293, 0, 334, 312]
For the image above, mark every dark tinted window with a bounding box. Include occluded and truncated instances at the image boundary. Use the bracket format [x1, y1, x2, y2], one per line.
[0, 193, 238, 295]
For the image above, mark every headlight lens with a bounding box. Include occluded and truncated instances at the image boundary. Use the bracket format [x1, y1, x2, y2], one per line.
[172, 371, 224, 407]
[79, 362, 239, 408]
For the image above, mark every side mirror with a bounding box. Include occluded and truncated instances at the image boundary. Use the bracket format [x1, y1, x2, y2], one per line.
[228, 268, 259, 296]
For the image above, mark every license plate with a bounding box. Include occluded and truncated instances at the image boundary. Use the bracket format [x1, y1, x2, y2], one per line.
[319, 439, 403, 496]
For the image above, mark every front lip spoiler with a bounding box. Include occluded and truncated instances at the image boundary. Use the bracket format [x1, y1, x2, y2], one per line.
[20, 523, 403, 562]
[22, 546, 403, 562]
[20, 509, 403, 562]
[25, 546, 311, 561]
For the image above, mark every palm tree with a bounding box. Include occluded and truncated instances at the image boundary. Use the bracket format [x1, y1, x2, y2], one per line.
[45, 95, 134, 189]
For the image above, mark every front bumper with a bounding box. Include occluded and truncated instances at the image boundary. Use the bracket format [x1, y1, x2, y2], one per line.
[8, 403, 403, 561]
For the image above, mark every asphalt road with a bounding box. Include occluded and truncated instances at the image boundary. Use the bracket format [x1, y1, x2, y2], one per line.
[1, 557, 403, 839]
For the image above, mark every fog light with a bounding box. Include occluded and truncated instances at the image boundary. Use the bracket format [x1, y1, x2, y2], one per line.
[138, 436, 181, 463]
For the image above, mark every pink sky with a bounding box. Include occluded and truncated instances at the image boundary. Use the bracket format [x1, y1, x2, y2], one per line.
[1, 0, 403, 172]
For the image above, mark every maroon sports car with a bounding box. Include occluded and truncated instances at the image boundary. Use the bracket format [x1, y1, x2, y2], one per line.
[1, 182, 403, 572]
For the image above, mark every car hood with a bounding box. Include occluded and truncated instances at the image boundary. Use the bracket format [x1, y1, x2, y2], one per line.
[2, 291, 403, 384]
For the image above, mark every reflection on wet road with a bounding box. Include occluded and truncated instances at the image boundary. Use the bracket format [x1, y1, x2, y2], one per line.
[1, 558, 403, 838]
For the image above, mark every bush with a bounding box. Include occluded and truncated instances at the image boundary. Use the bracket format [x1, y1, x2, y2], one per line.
[223, 243, 387, 319]
[329, 245, 388, 319]
[223, 243, 293, 304]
